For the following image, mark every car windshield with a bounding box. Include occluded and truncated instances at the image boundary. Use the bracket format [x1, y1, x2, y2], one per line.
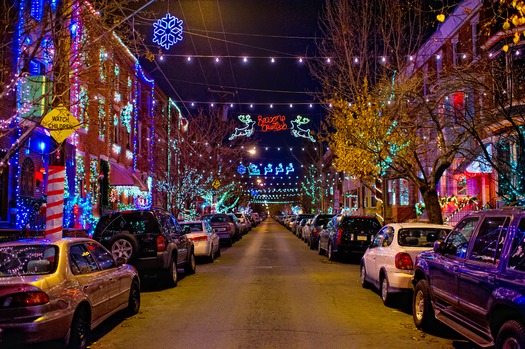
[398, 228, 450, 247]
[316, 216, 334, 226]
[209, 215, 230, 223]
[96, 211, 160, 236]
[340, 218, 381, 233]
[0, 245, 58, 276]
[181, 223, 203, 232]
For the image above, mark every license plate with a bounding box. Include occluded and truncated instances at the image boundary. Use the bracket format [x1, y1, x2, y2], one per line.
[357, 235, 368, 241]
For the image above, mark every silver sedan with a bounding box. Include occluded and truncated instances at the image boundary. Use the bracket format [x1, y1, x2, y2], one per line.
[0, 237, 140, 348]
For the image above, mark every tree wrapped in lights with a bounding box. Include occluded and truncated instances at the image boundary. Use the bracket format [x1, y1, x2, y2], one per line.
[301, 165, 322, 212]
[161, 107, 255, 216]
[312, 0, 475, 224]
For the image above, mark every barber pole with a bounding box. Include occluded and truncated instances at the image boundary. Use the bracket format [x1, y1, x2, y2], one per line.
[45, 166, 65, 241]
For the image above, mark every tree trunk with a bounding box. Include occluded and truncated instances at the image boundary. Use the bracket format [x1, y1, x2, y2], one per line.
[420, 186, 443, 225]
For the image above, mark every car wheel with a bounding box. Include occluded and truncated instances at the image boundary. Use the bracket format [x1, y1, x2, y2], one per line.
[126, 280, 140, 316]
[164, 258, 178, 287]
[360, 264, 371, 289]
[413, 279, 435, 330]
[380, 274, 392, 306]
[208, 246, 215, 263]
[318, 239, 325, 255]
[68, 306, 90, 349]
[496, 320, 525, 349]
[184, 252, 196, 275]
[328, 243, 336, 261]
[109, 233, 139, 263]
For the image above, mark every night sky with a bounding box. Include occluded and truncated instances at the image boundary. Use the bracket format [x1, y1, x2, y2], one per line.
[136, 0, 327, 171]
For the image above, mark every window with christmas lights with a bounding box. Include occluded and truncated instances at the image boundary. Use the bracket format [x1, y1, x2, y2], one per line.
[21, 157, 34, 197]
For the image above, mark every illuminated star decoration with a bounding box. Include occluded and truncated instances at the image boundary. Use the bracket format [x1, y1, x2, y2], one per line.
[290, 115, 315, 142]
[153, 13, 183, 50]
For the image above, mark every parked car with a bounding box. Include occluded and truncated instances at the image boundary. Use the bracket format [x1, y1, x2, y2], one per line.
[251, 212, 261, 226]
[92, 208, 196, 287]
[234, 212, 250, 234]
[304, 214, 335, 249]
[412, 207, 525, 348]
[360, 223, 451, 306]
[0, 237, 140, 348]
[201, 213, 238, 246]
[318, 215, 382, 261]
[301, 218, 313, 242]
[294, 214, 314, 236]
[180, 220, 220, 263]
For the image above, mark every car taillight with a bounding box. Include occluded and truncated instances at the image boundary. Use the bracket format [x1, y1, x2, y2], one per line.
[0, 291, 50, 308]
[190, 236, 208, 242]
[157, 236, 166, 252]
[395, 253, 413, 270]
[337, 227, 343, 245]
[227, 225, 232, 232]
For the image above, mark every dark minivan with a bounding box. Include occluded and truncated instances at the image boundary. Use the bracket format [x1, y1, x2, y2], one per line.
[412, 207, 525, 348]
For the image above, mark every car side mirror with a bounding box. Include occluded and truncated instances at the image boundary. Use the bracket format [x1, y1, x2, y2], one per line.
[116, 256, 127, 266]
[433, 241, 444, 253]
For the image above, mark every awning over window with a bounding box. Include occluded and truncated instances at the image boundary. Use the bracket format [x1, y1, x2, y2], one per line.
[109, 161, 148, 191]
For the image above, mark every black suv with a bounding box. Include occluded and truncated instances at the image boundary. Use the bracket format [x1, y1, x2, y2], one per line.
[318, 215, 382, 261]
[92, 208, 196, 287]
[412, 208, 525, 348]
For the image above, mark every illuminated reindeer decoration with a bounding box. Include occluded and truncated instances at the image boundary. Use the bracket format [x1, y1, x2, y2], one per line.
[229, 114, 256, 140]
[290, 115, 315, 142]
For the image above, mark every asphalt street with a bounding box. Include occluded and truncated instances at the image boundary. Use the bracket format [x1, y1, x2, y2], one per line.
[84, 219, 476, 349]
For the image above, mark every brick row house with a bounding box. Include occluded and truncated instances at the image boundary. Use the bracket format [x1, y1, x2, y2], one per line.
[0, 0, 183, 232]
[330, 0, 524, 223]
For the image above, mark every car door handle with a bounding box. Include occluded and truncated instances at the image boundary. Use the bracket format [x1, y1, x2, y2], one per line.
[488, 275, 495, 283]
[453, 266, 459, 273]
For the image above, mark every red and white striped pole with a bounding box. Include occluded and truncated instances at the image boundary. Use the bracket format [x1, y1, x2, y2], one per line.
[45, 165, 65, 241]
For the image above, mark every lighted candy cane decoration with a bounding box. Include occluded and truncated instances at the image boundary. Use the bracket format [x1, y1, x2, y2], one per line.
[45, 166, 65, 241]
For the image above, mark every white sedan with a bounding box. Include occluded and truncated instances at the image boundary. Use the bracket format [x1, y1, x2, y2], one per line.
[360, 222, 452, 306]
[180, 220, 220, 263]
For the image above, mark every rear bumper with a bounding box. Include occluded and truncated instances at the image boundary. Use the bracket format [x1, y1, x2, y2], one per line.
[336, 243, 369, 255]
[0, 307, 71, 345]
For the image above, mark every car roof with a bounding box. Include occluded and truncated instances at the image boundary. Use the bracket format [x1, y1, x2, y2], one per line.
[0, 237, 94, 247]
[385, 222, 453, 230]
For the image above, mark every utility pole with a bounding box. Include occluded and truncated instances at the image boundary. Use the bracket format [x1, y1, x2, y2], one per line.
[45, 0, 72, 240]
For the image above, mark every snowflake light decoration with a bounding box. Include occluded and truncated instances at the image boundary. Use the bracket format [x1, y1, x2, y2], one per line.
[153, 13, 183, 50]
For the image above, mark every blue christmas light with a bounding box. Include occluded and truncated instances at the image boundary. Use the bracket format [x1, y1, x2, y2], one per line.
[153, 13, 183, 50]
[237, 164, 247, 175]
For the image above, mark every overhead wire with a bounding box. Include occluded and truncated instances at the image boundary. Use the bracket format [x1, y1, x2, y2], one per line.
[216, 0, 242, 111]
[197, 0, 224, 90]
